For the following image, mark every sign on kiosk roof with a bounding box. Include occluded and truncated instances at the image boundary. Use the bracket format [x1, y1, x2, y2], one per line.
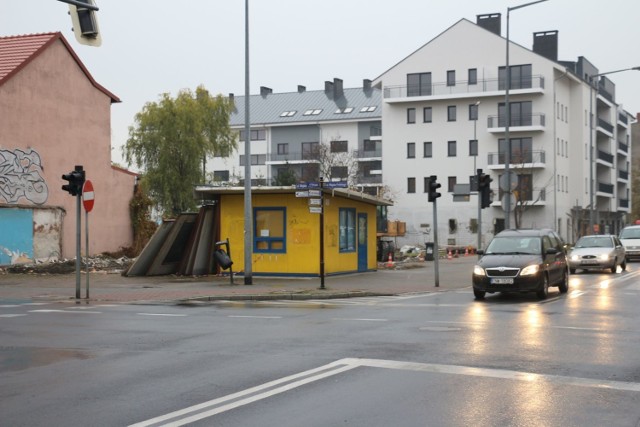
[82, 180, 95, 212]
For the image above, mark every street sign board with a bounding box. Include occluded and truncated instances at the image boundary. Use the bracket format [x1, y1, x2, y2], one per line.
[324, 181, 348, 189]
[501, 193, 516, 211]
[308, 198, 322, 206]
[308, 189, 321, 197]
[499, 171, 518, 191]
[295, 191, 309, 198]
[82, 180, 94, 212]
[309, 206, 322, 214]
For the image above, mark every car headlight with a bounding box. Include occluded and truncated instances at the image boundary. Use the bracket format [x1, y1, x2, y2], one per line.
[520, 264, 540, 276]
[599, 253, 610, 261]
[570, 254, 580, 261]
[473, 265, 485, 276]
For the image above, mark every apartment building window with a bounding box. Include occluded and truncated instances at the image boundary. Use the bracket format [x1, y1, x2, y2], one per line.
[213, 170, 229, 182]
[423, 142, 432, 158]
[302, 142, 319, 159]
[498, 64, 533, 90]
[469, 139, 478, 156]
[407, 72, 432, 96]
[363, 139, 377, 153]
[339, 208, 356, 252]
[447, 70, 456, 86]
[469, 103, 479, 120]
[407, 177, 416, 193]
[331, 166, 348, 179]
[468, 68, 477, 85]
[407, 108, 416, 123]
[447, 141, 457, 157]
[423, 107, 432, 123]
[498, 137, 533, 164]
[277, 143, 288, 155]
[254, 207, 286, 253]
[407, 142, 416, 159]
[239, 154, 266, 166]
[447, 106, 457, 122]
[330, 140, 348, 153]
[239, 129, 266, 142]
[498, 101, 532, 126]
[448, 176, 457, 193]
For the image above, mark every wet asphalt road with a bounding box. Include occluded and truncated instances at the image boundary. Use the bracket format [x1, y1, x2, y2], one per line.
[2, 264, 640, 426]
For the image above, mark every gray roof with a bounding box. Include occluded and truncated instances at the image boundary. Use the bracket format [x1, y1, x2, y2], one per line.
[229, 84, 381, 127]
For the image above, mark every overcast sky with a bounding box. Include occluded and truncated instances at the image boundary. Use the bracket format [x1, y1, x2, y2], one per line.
[2, 0, 639, 166]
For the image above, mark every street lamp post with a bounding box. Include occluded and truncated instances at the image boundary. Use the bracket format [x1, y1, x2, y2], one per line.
[588, 66, 640, 234]
[504, 0, 548, 230]
[243, 0, 253, 285]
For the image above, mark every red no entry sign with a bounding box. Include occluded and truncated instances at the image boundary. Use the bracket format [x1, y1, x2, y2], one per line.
[82, 180, 95, 212]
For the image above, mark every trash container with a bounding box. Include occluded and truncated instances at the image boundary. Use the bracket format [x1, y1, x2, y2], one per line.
[214, 248, 233, 270]
[425, 242, 435, 261]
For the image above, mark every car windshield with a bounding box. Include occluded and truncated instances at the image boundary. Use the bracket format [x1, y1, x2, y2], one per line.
[620, 228, 640, 239]
[575, 236, 613, 248]
[485, 236, 540, 255]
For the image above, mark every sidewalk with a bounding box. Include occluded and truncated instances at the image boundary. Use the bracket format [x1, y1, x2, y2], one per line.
[0, 256, 478, 304]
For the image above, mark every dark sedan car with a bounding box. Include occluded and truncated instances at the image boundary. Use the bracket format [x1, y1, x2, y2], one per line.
[472, 229, 569, 300]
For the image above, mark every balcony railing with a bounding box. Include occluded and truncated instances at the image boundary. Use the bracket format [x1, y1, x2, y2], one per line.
[619, 199, 630, 209]
[618, 169, 629, 180]
[357, 175, 383, 184]
[370, 126, 382, 137]
[618, 112, 628, 125]
[383, 75, 545, 99]
[597, 117, 614, 133]
[597, 182, 614, 195]
[596, 149, 614, 164]
[268, 151, 320, 162]
[618, 141, 628, 154]
[354, 149, 382, 159]
[487, 113, 545, 129]
[487, 150, 546, 166]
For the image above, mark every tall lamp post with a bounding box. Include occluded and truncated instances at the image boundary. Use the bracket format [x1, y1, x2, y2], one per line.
[588, 66, 640, 234]
[504, 0, 548, 230]
[472, 101, 481, 252]
[243, 0, 253, 285]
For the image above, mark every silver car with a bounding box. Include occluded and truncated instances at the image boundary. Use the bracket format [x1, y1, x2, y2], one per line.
[568, 234, 626, 274]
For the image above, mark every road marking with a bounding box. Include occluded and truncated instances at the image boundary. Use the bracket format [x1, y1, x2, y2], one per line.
[332, 317, 388, 322]
[0, 314, 27, 318]
[137, 313, 187, 317]
[22, 302, 49, 305]
[0, 305, 20, 308]
[131, 357, 640, 426]
[228, 315, 282, 319]
[29, 309, 102, 314]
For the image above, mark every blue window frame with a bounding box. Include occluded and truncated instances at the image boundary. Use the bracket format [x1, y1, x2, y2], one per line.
[254, 207, 286, 253]
[339, 208, 356, 252]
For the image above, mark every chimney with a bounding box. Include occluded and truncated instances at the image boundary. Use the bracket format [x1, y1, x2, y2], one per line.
[297, 85, 306, 93]
[324, 80, 334, 96]
[260, 86, 272, 97]
[228, 93, 234, 103]
[533, 30, 558, 61]
[333, 78, 344, 98]
[476, 13, 501, 36]
[363, 79, 372, 91]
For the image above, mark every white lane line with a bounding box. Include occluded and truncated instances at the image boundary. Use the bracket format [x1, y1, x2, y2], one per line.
[29, 309, 102, 314]
[22, 302, 49, 306]
[0, 314, 27, 318]
[551, 326, 603, 331]
[332, 318, 388, 322]
[129, 360, 356, 427]
[130, 357, 640, 426]
[137, 313, 187, 317]
[0, 305, 20, 308]
[228, 315, 282, 319]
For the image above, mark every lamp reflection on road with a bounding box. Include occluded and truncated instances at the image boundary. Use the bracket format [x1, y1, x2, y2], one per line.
[519, 305, 544, 351]
[465, 303, 489, 355]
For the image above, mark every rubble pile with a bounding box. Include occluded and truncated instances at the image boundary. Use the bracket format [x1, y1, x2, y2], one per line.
[1, 255, 134, 275]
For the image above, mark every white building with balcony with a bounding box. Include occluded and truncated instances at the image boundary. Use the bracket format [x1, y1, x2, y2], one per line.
[207, 79, 383, 196]
[372, 14, 634, 248]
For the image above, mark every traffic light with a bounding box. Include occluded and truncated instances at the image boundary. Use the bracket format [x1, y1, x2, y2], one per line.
[68, 0, 102, 47]
[479, 172, 493, 209]
[62, 165, 86, 196]
[428, 175, 441, 202]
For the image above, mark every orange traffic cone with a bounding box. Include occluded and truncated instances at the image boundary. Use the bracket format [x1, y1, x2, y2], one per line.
[447, 250, 452, 260]
[387, 253, 394, 268]
[464, 247, 469, 256]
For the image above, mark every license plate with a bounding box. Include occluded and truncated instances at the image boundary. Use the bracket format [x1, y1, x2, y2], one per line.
[581, 260, 599, 265]
[491, 278, 514, 285]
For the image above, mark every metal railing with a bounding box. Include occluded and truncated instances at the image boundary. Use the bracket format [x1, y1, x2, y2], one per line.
[618, 141, 628, 153]
[487, 150, 546, 166]
[268, 151, 320, 162]
[487, 113, 545, 128]
[597, 117, 614, 133]
[618, 169, 629, 180]
[596, 149, 614, 164]
[354, 149, 382, 158]
[383, 75, 545, 99]
[619, 199, 629, 209]
[597, 182, 614, 195]
[618, 112, 628, 125]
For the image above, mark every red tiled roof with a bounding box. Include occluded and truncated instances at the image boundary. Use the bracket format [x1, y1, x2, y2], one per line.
[0, 32, 120, 102]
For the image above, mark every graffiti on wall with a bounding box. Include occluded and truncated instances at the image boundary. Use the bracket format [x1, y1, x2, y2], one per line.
[0, 148, 48, 205]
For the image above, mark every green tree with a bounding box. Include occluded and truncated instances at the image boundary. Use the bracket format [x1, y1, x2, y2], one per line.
[124, 86, 236, 216]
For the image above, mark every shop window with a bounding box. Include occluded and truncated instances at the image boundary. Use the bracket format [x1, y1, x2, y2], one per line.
[254, 207, 286, 253]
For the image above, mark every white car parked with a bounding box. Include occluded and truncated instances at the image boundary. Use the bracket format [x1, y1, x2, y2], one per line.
[620, 225, 640, 262]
